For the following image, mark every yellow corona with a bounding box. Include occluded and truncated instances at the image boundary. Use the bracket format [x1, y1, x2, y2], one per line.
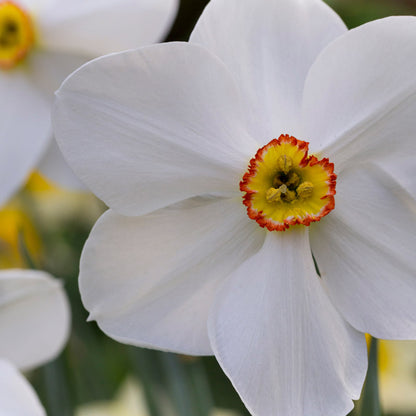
[240, 134, 336, 231]
[0, 1, 33, 69]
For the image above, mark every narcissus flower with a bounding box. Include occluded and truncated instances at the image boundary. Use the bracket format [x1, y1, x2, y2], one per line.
[0, 269, 70, 370]
[0, 269, 70, 415]
[0, 0, 178, 193]
[53, 0, 416, 415]
[0, 359, 46, 416]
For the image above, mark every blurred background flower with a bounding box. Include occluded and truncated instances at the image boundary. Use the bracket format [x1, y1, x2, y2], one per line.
[0, 0, 179, 196]
[0, 269, 70, 415]
[0, 359, 46, 416]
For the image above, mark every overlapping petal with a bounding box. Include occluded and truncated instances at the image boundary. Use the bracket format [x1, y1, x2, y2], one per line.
[209, 230, 367, 416]
[190, 0, 347, 141]
[302, 17, 416, 171]
[5, 0, 179, 191]
[54, 42, 258, 216]
[0, 269, 71, 371]
[377, 156, 416, 201]
[0, 72, 50, 206]
[38, 139, 86, 189]
[0, 359, 45, 416]
[37, 0, 179, 55]
[27, 50, 88, 101]
[311, 165, 416, 339]
[80, 197, 264, 355]
[25, 50, 89, 189]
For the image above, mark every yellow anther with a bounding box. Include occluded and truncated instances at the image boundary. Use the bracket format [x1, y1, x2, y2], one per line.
[280, 185, 296, 202]
[286, 171, 300, 187]
[277, 155, 293, 174]
[297, 181, 314, 199]
[266, 187, 282, 203]
[267, 184, 297, 203]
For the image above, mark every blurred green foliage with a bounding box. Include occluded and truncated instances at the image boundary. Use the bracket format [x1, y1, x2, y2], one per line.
[326, 0, 416, 28]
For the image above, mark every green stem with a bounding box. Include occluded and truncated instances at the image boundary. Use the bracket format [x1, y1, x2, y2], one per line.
[357, 337, 381, 416]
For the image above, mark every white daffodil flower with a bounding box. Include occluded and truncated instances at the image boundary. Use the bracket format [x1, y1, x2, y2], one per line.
[0, 268, 70, 370]
[52, 0, 416, 415]
[0, 0, 178, 194]
[0, 269, 70, 415]
[0, 359, 46, 416]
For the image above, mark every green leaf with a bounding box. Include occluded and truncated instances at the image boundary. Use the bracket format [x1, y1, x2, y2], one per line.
[356, 337, 382, 416]
[32, 354, 74, 416]
[128, 348, 166, 416]
[161, 354, 213, 416]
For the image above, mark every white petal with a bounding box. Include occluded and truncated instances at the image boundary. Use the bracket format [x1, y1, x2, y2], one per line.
[302, 17, 416, 170]
[377, 156, 416, 201]
[80, 198, 264, 355]
[311, 164, 416, 339]
[37, 0, 179, 56]
[190, 0, 346, 140]
[38, 138, 86, 190]
[0, 72, 50, 206]
[27, 50, 88, 101]
[17, 0, 53, 15]
[54, 43, 257, 216]
[26, 51, 91, 189]
[0, 359, 45, 416]
[0, 269, 71, 371]
[209, 230, 367, 416]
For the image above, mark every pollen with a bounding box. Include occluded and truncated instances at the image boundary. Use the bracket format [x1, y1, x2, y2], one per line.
[0, 1, 34, 70]
[240, 134, 336, 231]
[297, 181, 314, 199]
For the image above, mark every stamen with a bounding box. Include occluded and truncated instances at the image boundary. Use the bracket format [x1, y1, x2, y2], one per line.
[297, 181, 314, 200]
[277, 155, 293, 174]
[280, 185, 296, 202]
[266, 187, 282, 203]
[286, 172, 300, 187]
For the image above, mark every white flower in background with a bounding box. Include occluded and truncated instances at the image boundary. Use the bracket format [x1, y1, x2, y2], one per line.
[0, 269, 70, 369]
[0, 359, 45, 416]
[0, 0, 178, 197]
[0, 268, 70, 415]
[53, 0, 416, 414]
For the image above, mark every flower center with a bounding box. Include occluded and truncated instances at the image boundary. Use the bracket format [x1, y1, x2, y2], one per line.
[0, 1, 34, 70]
[240, 134, 336, 231]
